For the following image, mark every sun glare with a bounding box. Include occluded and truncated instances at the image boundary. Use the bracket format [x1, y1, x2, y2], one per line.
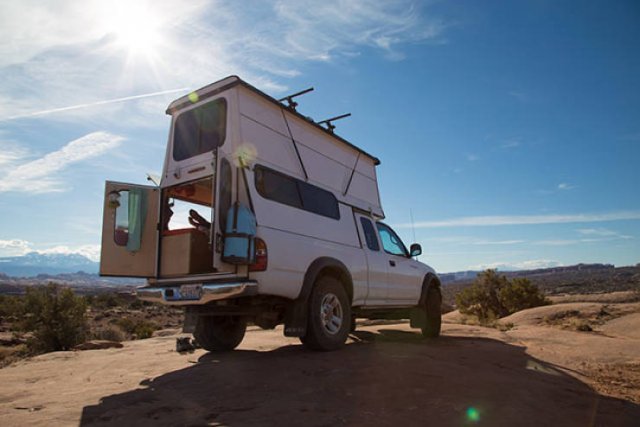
[106, 1, 162, 56]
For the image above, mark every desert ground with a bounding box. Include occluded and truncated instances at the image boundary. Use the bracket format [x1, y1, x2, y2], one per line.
[0, 292, 638, 426]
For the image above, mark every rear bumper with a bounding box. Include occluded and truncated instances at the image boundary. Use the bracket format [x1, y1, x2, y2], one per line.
[136, 281, 258, 306]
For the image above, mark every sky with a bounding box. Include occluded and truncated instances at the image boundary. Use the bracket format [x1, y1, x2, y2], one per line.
[0, 0, 639, 273]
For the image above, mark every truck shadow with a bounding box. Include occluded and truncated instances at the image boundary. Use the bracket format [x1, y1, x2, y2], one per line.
[80, 330, 639, 427]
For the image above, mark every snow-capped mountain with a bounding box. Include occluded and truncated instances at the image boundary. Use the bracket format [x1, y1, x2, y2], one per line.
[0, 252, 99, 277]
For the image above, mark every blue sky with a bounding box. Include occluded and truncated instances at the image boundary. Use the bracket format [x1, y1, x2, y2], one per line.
[0, 0, 638, 273]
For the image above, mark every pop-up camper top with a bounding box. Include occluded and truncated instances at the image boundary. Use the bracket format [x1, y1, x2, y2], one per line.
[101, 76, 384, 279]
[100, 76, 440, 352]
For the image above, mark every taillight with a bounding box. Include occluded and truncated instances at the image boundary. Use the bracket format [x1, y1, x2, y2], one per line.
[250, 238, 268, 272]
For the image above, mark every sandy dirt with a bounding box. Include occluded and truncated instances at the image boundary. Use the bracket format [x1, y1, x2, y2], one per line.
[1, 302, 639, 426]
[0, 297, 640, 426]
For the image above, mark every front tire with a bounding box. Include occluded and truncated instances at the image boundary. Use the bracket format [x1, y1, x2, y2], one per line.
[421, 286, 442, 338]
[194, 315, 246, 351]
[300, 276, 351, 351]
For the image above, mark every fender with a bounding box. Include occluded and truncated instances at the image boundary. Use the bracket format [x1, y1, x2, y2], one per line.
[284, 257, 353, 337]
[410, 273, 441, 328]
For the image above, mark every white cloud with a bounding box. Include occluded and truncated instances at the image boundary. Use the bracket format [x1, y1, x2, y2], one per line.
[396, 211, 640, 229]
[0, 239, 32, 257]
[557, 182, 576, 190]
[471, 240, 525, 245]
[501, 138, 521, 149]
[0, 239, 100, 261]
[0, 0, 446, 123]
[36, 245, 101, 262]
[577, 228, 632, 239]
[533, 239, 580, 246]
[466, 153, 479, 162]
[0, 141, 29, 167]
[469, 259, 563, 271]
[0, 131, 124, 193]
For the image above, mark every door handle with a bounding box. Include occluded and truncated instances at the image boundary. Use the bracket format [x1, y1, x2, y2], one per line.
[389, 260, 396, 267]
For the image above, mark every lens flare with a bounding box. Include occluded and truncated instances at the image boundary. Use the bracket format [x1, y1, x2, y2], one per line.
[235, 143, 257, 167]
[466, 407, 480, 422]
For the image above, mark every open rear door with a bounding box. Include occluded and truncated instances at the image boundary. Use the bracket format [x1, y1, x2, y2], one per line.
[100, 181, 160, 277]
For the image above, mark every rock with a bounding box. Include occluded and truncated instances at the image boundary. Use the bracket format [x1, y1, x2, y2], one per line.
[74, 340, 124, 351]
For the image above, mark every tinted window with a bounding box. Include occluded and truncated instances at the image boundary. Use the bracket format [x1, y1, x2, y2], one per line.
[299, 182, 340, 219]
[255, 166, 302, 209]
[173, 99, 227, 161]
[376, 222, 408, 257]
[254, 165, 339, 220]
[360, 217, 379, 251]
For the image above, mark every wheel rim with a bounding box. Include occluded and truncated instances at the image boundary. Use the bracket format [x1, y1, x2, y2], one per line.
[320, 293, 343, 335]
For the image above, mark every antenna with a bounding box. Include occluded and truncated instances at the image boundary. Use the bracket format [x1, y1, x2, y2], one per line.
[318, 113, 351, 133]
[278, 87, 314, 111]
[410, 208, 419, 260]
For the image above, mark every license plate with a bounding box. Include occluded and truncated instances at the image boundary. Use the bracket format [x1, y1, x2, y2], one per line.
[179, 284, 202, 300]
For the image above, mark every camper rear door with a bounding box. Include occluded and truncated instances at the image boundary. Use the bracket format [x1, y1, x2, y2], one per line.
[100, 181, 159, 277]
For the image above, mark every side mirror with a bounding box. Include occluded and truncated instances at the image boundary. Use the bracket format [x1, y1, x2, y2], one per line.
[409, 243, 422, 257]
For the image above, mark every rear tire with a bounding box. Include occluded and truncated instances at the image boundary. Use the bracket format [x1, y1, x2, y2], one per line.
[300, 276, 351, 351]
[194, 315, 246, 351]
[421, 286, 442, 338]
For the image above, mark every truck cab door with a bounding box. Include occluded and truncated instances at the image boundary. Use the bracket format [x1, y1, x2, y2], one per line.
[100, 181, 160, 277]
[355, 214, 389, 305]
[375, 222, 423, 304]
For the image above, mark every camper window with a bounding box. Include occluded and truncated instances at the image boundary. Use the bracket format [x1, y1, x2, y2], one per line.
[173, 98, 227, 161]
[113, 190, 129, 246]
[360, 217, 380, 251]
[254, 165, 340, 220]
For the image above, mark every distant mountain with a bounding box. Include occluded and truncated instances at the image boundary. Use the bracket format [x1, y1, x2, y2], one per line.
[0, 252, 99, 277]
[438, 263, 618, 285]
[439, 270, 480, 284]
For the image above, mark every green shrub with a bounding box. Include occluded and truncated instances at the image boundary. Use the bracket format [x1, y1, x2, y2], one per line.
[18, 284, 88, 352]
[455, 270, 550, 322]
[499, 277, 550, 314]
[0, 295, 21, 319]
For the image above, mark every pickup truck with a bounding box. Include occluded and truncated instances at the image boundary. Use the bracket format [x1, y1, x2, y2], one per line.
[100, 76, 442, 351]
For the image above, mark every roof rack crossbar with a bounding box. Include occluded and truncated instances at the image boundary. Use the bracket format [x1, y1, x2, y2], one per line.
[278, 87, 314, 111]
[318, 113, 351, 133]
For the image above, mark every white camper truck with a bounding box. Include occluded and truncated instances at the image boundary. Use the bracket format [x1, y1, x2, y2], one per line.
[100, 76, 442, 351]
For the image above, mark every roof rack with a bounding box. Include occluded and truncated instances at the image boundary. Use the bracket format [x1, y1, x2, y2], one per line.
[278, 87, 314, 112]
[318, 113, 351, 133]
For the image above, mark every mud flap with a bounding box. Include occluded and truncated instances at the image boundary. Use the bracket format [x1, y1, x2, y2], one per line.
[183, 310, 198, 334]
[284, 299, 307, 337]
[410, 307, 426, 329]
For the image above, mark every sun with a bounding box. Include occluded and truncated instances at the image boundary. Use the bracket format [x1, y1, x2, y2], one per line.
[105, 1, 163, 56]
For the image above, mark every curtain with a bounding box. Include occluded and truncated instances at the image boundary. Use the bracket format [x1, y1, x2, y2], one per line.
[126, 188, 147, 252]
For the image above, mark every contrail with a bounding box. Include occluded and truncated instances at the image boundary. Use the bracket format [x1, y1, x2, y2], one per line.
[1, 88, 189, 121]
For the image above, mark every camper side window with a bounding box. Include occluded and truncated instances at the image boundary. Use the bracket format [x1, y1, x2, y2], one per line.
[173, 98, 227, 161]
[112, 190, 129, 246]
[360, 217, 380, 251]
[254, 165, 340, 220]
